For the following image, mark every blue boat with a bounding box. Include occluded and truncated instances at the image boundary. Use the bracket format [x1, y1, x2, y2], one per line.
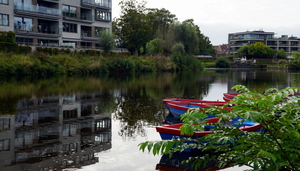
[165, 101, 231, 119]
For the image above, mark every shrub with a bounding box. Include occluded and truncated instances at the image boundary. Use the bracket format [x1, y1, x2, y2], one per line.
[277, 59, 288, 64]
[0, 42, 18, 53]
[215, 57, 230, 68]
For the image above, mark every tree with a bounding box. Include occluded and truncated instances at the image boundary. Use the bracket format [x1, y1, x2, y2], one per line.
[237, 42, 274, 59]
[139, 85, 300, 170]
[99, 30, 115, 54]
[184, 19, 215, 56]
[146, 38, 164, 55]
[277, 49, 287, 59]
[113, 0, 154, 55]
[237, 45, 249, 58]
[166, 21, 199, 55]
[146, 8, 177, 40]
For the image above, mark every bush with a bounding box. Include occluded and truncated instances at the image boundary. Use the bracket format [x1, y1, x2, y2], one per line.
[18, 46, 31, 54]
[277, 59, 288, 65]
[171, 42, 185, 55]
[0, 31, 16, 43]
[0, 42, 18, 53]
[215, 57, 230, 68]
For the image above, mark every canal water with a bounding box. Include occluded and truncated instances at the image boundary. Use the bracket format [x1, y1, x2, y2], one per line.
[0, 69, 299, 171]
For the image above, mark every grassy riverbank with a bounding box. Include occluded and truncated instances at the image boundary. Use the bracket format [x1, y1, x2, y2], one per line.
[0, 51, 203, 76]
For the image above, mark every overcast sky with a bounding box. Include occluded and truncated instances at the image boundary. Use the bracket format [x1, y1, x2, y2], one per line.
[112, 0, 300, 45]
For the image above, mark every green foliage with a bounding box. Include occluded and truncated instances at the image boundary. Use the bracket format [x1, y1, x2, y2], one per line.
[99, 30, 115, 54]
[215, 57, 230, 68]
[171, 42, 185, 55]
[0, 42, 18, 53]
[170, 21, 199, 55]
[114, 2, 214, 57]
[109, 57, 135, 72]
[0, 31, 16, 43]
[18, 46, 32, 54]
[171, 53, 203, 71]
[146, 38, 164, 55]
[277, 59, 288, 65]
[114, 0, 154, 54]
[289, 51, 300, 69]
[291, 51, 300, 60]
[277, 49, 287, 59]
[139, 85, 300, 170]
[237, 42, 275, 58]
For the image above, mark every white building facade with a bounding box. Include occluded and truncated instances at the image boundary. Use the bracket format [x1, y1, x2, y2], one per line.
[228, 30, 300, 56]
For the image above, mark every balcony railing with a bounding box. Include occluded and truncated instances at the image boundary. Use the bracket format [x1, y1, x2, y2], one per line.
[63, 13, 93, 23]
[14, 24, 62, 37]
[81, 0, 111, 9]
[14, 2, 60, 16]
[81, 30, 99, 41]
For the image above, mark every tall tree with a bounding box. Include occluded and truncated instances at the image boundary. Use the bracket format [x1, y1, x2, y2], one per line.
[113, 0, 154, 55]
[167, 20, 199, 55]
[147, 8, 177, 40]
[99, 30, 115, 54]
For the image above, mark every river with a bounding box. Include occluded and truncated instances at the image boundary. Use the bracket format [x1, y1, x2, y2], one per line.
[0, 69, 298, 171]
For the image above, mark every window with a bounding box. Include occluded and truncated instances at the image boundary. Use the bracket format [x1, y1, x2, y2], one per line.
[0, 0, 8, 5]
[95, 27, 108, 37]
[14, 17, 32, 31]
[0, 14, 8, 26]
[63, 22, 77, 33]
[96, 10, 111, 21]
[62, 5, 77, 18]
[0, 139, 10, 151]
[0, 118, 10, 131]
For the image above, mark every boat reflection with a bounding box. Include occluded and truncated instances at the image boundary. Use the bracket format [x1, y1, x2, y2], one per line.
[156, 151, 224, 171]
[0, 93, 112, 171]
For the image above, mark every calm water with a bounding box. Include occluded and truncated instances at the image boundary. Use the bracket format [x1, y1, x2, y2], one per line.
[0, 69, 299, 171]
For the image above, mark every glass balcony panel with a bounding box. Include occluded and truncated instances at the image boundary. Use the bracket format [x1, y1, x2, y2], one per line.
[14, 2, 60, 15]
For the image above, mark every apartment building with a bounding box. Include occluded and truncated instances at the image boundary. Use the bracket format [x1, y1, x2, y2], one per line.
[0, 0, 112, 49]
[228, 30, 300, 56]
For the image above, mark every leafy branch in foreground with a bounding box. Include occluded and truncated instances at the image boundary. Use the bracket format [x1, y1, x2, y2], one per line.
[138, 85, 300, 171]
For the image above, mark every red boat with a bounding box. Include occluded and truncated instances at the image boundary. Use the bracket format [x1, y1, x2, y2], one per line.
[163, 98, 227, 106]
[157, 118, 263, 140]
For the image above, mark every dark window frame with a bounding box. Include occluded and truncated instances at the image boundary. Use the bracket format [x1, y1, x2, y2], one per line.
[0, 14, 9, 26]
[63, 22, 77, 33]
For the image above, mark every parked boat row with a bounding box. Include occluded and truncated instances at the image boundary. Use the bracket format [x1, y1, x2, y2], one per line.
[156, 94, 264, 152]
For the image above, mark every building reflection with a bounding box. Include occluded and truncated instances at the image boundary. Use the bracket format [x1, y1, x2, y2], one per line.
[156, 152, 228, 171]
[0, 93, 111, 171]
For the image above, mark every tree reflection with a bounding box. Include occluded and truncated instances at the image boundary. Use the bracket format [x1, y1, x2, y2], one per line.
[113, 86, 168, 140]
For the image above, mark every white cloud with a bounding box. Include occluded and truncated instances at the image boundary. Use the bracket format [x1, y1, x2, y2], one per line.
[112, 0, 300, 45]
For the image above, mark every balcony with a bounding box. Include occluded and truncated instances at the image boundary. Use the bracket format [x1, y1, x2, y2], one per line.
[81, 0, 111, 9]
[81, 30, 99, 41]
[14, 24, 61, 38]
[63, 13, 93, 24]
[14, 2, 60, 20]
[231, 36, 265, 40]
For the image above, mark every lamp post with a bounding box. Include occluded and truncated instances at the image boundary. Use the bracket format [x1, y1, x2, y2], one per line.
[26, 31, 28, 47]
[26, 31, 29, 53]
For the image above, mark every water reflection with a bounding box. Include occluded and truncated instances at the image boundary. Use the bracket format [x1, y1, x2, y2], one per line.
[0, 93, 112, 171]
[0, 70, 298, 170]
[156, 152, 226, 171]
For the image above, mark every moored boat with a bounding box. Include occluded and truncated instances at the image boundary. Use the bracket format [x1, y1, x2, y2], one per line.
[223, 93, 241, 98]
[163, 98, 227, 106]
[165, 101, 231, 119]
[156, 117, 263, 141]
